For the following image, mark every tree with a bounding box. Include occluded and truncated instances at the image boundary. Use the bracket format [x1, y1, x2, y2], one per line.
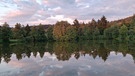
[80, 26, 92, 40]
[13, 23, 22, 39]
[19, 26, 27, 39]
[104, 25, 119, 39]
[0, 26, 2, 40]
[104, 27, 112, 39]
[30, 24, 47, 42]
[90, 18, 97, 28]
[64, 26, 78, 41]
[25, 24, 31, 37]
[30, 26, 38, 42]
[46, 26, 54, 41]
[1, 22, 12, 42]
[130, 15, 135, 28]
[93, 27, 100, 39]
[119, 24, 128, 40]
[111, 25, 119, 39]
[98, 16, 108, 35]
[126, 15, 135, 40]
[36, 23, 47, 41]
[53, 21, 70, 41]
[73, 19, 79, 27]
[128, 27, 135, 40]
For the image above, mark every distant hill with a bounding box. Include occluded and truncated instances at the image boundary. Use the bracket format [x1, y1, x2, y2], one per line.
[109, 14, 135, 26]
[30, 24, 53, 30]
[35, 15, 135, 29]
[41, 24, 54, 29]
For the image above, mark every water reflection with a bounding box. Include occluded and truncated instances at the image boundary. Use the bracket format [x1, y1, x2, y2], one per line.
[0, 40, 135, 63]
[1, 41, 135, 76]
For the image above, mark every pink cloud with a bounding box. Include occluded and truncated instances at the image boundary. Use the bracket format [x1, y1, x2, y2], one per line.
[0, 10, 30, 24]
[5, 10, 24, 18]
[9, 60, 27, 68]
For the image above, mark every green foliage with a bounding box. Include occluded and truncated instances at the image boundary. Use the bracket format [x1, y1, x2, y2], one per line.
[13, 23, 23, 39]
[65, 26, 78, 41]
[104, 25, 119, 39]
[1, 22, 12, 42]
[93, 27, 100, 40]
[30, 24, 47, 42]
[30, 26, 38, 42]
[128, 26, 135, 40]
[36, 25, 47, 42]
[111, 25, 119, 39]
[128, 16, 135, 40]
[25, 24, 31, 36]
[80, 27, 93, 40]
[119, 24, 128, 40]
[46, 27, 54, 41]
[0, 26, 2, 40]
[104, 27, 112, 39]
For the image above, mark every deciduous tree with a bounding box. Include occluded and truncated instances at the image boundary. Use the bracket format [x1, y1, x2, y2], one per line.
[1, 22, 12, 42]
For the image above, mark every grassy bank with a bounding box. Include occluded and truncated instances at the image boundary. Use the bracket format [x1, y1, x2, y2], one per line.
[0, 39, 22, 43]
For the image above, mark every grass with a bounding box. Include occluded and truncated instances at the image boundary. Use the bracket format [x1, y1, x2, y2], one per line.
[0, 39, 20, 44]
[10, 39, 21, 43]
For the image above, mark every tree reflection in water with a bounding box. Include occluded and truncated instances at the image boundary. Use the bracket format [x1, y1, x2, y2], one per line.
[0, 40, 135, 63]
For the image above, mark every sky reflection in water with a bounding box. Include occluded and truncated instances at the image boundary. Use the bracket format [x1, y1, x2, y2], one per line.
[0, 41, 135, 76]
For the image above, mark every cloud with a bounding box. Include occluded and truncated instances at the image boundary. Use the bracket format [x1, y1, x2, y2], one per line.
[0, 0, 41, 25]
[47, 15, 73, 23]
[39, 71, 45, 76]
[0, 0, 135, 26]
[48, 6, 61, 11]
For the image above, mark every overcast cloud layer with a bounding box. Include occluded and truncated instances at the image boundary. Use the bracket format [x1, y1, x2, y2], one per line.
[0, 0, 135, 26]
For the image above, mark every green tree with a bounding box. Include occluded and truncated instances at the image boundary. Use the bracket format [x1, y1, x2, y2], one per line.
[30, 26, 38, 42]
[23, 24, 31, 42]
[98, 16, 108, 35]
[30, 24, 47, 42]
[104, 25, 119, 39]
[36, 23, 47, 41]
[46, 26, 54, 41]
[0, 26, 2, 40]
[1, 22, 12, 42]
[128, 27, 135, 40]
[19, 26, 27, 39]
[128, 17, 135, 40]
[65, 26, 78, 41]
[93, 27, 100, 39]
[119, 24, 128, 40]
[25, 24, 31, 37]
[81, 26, 92, 40]
[13, 23, 22, 39]
[104, 27, 112, 39]
[111, 25, 119, 39]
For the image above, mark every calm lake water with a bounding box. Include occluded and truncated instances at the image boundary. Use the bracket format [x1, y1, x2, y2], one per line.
[0, 40, 135, 76]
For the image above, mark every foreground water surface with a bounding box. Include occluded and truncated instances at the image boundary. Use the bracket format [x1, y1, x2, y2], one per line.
[0, 40, 135, 76]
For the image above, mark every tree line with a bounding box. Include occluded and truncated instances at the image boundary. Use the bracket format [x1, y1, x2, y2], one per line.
[0, 15, 135, 43]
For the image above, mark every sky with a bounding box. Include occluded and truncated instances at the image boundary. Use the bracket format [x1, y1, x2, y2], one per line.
[0, 0, 135, 26]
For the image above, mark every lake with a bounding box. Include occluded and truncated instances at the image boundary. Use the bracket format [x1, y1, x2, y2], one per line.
[0, 40, 135, 76]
